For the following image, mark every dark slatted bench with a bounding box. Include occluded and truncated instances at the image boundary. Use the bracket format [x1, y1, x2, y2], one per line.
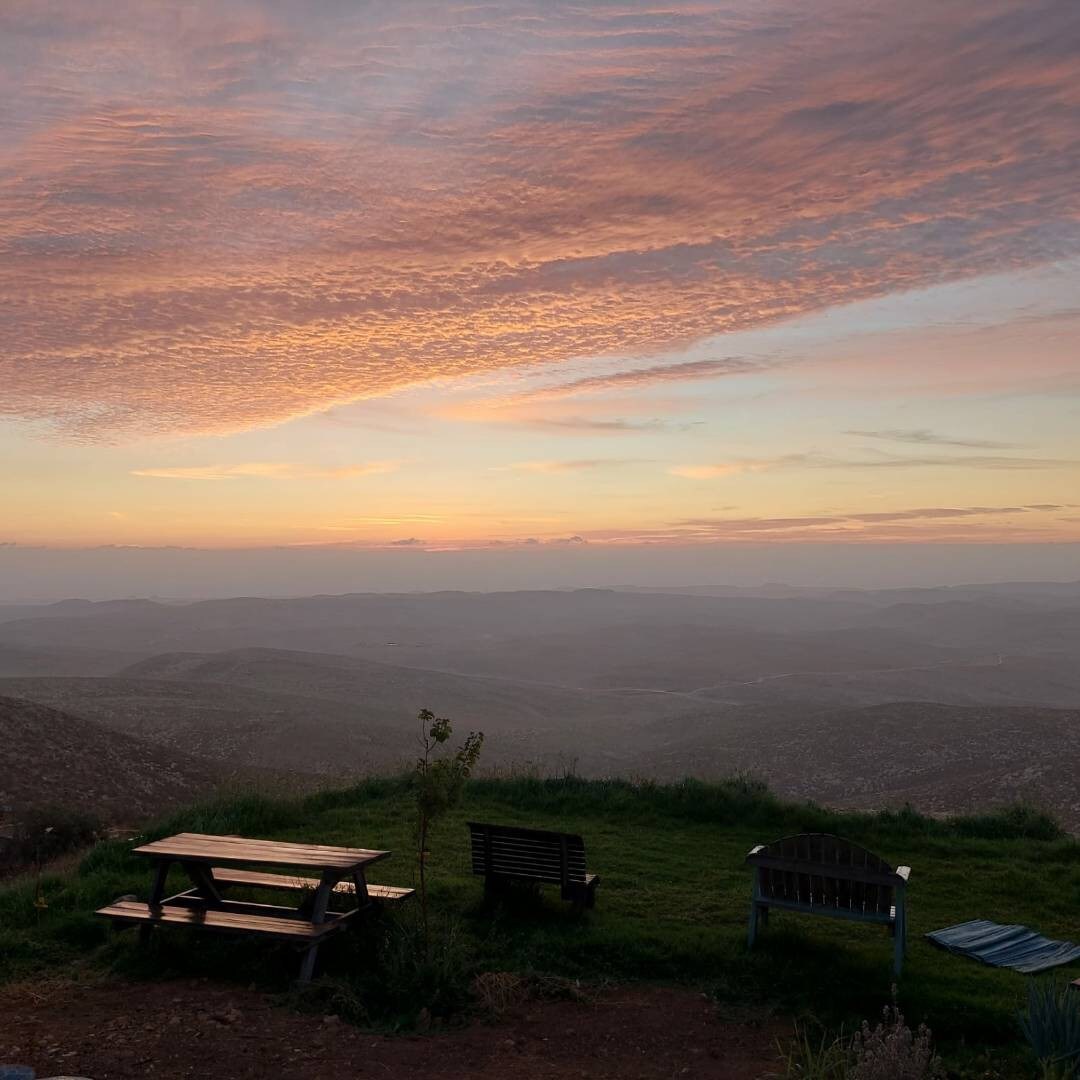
[468, 821, 599, 909]
[746, 832, 912, 975]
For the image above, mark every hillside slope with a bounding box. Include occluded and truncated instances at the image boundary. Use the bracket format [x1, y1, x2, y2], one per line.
[3, 647, 694, 773]
[1, 774, 1076, 1075]
[0, 642, 145, 678]
[634, 701, 1080, 828]
[0, 695, 229, 821]
[0, 675, 408, 774]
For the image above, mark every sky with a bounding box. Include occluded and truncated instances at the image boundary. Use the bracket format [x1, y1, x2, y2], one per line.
[1, 0, 1079, 594]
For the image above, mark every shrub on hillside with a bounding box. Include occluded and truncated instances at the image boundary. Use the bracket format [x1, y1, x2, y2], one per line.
[780, 994, 943, 1079]
[850, 999, 944, 1080]
[1, 804, 102, 869]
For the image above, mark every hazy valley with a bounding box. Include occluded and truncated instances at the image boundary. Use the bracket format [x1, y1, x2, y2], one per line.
[3, 581, 1079, 827]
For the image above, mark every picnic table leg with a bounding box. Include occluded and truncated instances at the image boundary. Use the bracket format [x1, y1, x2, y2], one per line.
[297, 871, 337, 985]
[353, 868, 371, 910]
[182, 861, 225, 908]
[140, 857, 172, 945]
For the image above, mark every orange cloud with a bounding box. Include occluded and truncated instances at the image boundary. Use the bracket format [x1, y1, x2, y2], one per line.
[131, 461, 399, 481]
[573, 504, 1080, 545]
[494, 459, 636, 474]
[670, 461, 778, 479]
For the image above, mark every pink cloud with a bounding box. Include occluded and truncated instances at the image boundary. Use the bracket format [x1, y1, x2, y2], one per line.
[0, 1, 1077, 439]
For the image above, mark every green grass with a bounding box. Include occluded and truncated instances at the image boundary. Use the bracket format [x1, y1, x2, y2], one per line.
[2, 774, 1077, 1073]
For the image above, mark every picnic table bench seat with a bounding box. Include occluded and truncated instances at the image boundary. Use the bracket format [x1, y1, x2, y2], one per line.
[746, 832, 911, 975]
[96, 898, 347, 940]
[468, 821, 599, 908]
[209, 866, 414, 903]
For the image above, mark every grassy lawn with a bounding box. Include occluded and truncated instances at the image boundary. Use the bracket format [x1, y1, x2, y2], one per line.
[2, 774, 1078, 1074]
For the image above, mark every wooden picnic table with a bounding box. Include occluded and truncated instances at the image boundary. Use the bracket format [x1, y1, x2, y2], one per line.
[97, 832, 412, 982]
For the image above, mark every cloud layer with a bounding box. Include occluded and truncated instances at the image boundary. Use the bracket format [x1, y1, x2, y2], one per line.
[131, 461, 398, 481]
[2, 0, 1078, 439]
[670, 450, 1076, 477]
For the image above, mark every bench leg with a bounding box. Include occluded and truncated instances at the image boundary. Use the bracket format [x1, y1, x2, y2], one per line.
[747, 894, 768, 949]
[893, 892, 907, 977]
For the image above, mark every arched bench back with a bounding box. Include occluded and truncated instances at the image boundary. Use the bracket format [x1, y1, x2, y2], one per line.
[746, 833, 903, 916]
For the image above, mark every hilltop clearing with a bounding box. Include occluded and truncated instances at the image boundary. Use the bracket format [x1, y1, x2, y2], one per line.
[0, 774, 1072, 1076]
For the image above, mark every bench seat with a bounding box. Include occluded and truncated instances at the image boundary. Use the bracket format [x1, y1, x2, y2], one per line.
[209, 867, 414, 903]
[96, 899, 344, 940]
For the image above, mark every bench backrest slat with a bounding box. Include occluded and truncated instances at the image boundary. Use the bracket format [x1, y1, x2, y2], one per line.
[748, 833, 901, 915]
[468, 822, 587, 886]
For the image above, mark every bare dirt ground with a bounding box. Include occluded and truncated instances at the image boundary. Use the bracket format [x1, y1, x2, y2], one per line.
[0, 978, 782, 1079]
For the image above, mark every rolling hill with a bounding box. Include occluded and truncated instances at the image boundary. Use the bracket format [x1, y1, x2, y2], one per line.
[4, 583, 1080, 828]
[2, 586, 1076, 703]
[0, 695, 230, 821]
[0, 646, 694, 774]
[631, 700, 1080, 828]
[0, 642, 145, 678]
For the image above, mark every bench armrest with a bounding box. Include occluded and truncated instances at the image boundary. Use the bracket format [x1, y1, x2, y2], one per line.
[746, 844, 765, 860]
[895, 865, 912, 882]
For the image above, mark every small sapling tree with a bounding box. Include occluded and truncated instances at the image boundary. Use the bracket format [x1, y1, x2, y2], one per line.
[414, 708, 483, 947]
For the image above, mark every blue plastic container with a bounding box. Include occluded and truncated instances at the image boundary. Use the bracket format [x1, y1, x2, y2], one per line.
[0, 1066, 35, 1080]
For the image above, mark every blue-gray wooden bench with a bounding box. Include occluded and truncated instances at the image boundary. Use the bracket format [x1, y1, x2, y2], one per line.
[746, 832, 911, 975]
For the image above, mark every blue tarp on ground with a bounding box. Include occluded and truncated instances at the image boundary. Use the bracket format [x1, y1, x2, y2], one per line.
[926, 919, 1080, 974]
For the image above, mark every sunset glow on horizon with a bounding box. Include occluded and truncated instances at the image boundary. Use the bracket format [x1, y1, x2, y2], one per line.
[2, 1, 1079, 554]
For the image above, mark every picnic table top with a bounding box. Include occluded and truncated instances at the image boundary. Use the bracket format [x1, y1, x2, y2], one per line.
[133, 832, 391, 873]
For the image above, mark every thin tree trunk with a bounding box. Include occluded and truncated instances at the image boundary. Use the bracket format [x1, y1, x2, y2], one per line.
[418, 813, 429, 955]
